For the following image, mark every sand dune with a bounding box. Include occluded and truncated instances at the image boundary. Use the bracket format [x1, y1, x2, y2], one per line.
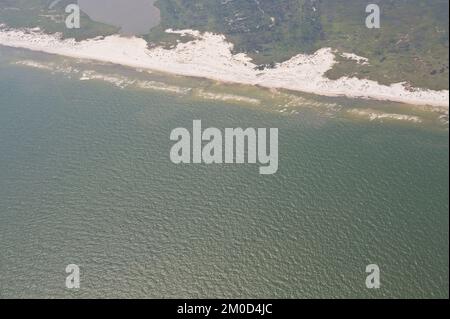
[0, 27, 448, 108]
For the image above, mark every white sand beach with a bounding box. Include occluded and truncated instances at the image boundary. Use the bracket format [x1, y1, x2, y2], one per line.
[0, 27, 448, 108]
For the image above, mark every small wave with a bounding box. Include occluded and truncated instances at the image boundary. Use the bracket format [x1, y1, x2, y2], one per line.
[347, 109, 422, 123]
[135, 80, 191, 94]
[438, 114, 449, 125]
[14, 60, 79, 74]
[195, 89, 261, 105]
[273, 92, 342, 117]
[79, 70, 134, 88]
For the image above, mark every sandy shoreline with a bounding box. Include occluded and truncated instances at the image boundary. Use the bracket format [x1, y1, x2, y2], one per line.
[0, 27, 448, 108]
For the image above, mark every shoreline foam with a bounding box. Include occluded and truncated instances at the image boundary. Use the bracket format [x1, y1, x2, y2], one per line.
[0, 27, 448, 108]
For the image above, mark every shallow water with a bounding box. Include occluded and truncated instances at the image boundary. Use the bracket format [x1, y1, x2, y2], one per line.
[0, 47, 448, 298]
[78, 0, 160, 35]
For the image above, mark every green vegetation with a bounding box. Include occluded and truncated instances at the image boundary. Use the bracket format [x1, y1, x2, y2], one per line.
[149, 0, 323, 65]
[1, 0, 448, 90]
[319, 0, 449, 90]
[148, 0, 448, 90]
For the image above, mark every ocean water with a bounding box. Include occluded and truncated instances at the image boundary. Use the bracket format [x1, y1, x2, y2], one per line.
[0, 48, 448, 298]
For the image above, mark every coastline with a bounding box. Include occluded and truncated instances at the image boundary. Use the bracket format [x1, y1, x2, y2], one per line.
[0, 27, 448, 109]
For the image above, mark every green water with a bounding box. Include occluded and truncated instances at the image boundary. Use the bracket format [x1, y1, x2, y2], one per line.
[0, 48, 448, 299]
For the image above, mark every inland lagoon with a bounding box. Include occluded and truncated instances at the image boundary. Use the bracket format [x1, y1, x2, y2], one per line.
[78, 0, 161, 35]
